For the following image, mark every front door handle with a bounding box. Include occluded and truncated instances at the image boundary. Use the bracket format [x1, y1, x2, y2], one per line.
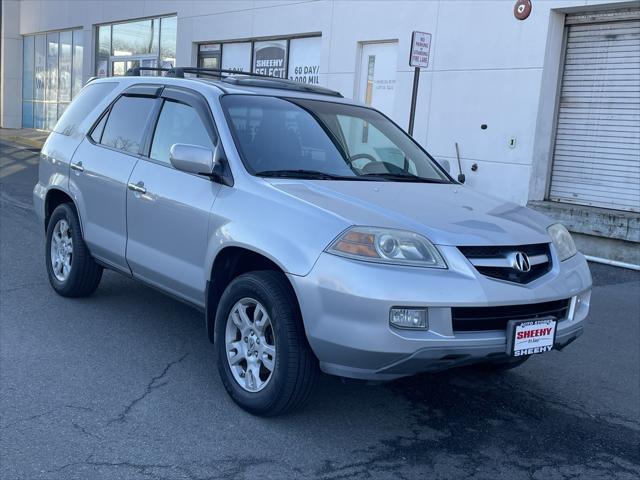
[70, 161, 84, 172]
[127, 181, 147, 194]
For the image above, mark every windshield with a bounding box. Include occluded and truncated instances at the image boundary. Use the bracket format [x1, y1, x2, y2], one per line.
[221, 95, 451, 183]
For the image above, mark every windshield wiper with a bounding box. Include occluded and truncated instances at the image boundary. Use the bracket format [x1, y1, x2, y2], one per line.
[359, 172, 449, 183]
[255, 169, 362, 180]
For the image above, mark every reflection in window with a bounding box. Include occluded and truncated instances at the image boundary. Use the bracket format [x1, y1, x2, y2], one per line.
[55, 82, 117, 137]
[95, 16, 176, 77]
[150, 101, 214, 164]
[101, 96, 156, 154]
[22, 29, 84, 129]
[72, 31, 84, 98]
[34, 35, 45, 102]
[59, 31, 72, 103]
[45, 33, 59, 130]
[160, 16, 177, 68]
[112, 19, 156, 57]
[97, 25, 111, 77]
[22, 36, 34, 128]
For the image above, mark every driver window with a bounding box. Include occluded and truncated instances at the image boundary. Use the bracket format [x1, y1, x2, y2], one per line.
[336, 115, 417, 174]
[150, 100, 214, 164]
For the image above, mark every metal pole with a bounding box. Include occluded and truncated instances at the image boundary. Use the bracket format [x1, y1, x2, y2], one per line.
[408, 67, 420, 136]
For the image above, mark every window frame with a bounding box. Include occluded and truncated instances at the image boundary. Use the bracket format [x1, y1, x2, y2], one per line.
[146, 86, 219, 162]
[87, 85, 162, 157]
[86, 83, 233, 185]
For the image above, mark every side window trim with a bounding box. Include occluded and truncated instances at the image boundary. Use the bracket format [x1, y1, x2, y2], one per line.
[89, 108, 110, 144]
[161, 86, 219, 147]
[86, 91, 161, 157]
[140, 97, 165, 158]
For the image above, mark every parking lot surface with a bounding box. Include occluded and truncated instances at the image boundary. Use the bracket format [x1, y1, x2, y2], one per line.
[1, 139, 639, 479]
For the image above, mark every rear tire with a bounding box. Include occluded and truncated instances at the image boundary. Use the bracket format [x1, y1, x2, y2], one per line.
[215, 271, 319, 416]
[45, 203, 102, 297]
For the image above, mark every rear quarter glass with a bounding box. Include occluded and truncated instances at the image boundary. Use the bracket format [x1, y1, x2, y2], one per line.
[53, 82, 118, 137]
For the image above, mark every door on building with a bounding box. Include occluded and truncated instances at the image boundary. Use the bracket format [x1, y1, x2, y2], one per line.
[110, 55, 158, 76]
[358, 42, 398, 119]
[549, 9, 640, 212]
[198, 44, 221, 69]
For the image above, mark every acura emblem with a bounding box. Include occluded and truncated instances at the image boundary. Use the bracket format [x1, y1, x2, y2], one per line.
[512, 252, 531, 273]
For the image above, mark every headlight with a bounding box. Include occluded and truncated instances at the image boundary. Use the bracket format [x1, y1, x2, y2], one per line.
[327, 227, 447, 268]
[547, 223, 577, 261]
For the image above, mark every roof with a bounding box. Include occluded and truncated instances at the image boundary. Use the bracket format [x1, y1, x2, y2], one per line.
[89, 68, 365, 106]
[116, 66, 350, 103]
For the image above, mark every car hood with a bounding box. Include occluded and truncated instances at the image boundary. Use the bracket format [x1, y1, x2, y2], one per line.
[267, 180, 553, 246]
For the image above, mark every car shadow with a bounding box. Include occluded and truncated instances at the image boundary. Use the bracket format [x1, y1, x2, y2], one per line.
[45, 270, 640, 478]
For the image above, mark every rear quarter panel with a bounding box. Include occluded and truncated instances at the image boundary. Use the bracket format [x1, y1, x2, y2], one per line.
[34, 132, 80, 225]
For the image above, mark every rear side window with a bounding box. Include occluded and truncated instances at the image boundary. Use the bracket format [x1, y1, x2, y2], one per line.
[100, 96, 156, 154]
[53, 82, 117, 136]
[150, 100, 214, 164]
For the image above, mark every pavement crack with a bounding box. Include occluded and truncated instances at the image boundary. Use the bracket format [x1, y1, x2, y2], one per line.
[0, 409, 57, 430]
[1, 404, 99, 431]
[71, 421, 101, 440]
[108, 352, 189, 425]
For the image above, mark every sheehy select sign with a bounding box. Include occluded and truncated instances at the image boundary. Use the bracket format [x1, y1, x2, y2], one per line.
[407, 31, 432, 135]
[410, 31, 432, 68]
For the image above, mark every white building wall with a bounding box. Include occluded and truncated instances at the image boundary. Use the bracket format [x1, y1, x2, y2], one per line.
[3, 0, 636, 206]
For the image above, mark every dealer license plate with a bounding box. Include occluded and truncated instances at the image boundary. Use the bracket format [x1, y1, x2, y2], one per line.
[507, 318, 557, 357]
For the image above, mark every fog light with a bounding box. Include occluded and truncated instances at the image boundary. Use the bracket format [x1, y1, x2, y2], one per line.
[390, 308, 428, 329]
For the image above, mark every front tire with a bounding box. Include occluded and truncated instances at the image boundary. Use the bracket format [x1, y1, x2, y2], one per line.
[45, 203, 102, 297]
[215, 271, 319, 416]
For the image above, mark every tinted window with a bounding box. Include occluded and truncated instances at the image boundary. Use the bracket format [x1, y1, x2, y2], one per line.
[101, 95, 156, 154]
[223, 96, 349, 175]
[53, 82, 117, 136]
[150, 100, 214, 164]
[222, 95, 449, 182]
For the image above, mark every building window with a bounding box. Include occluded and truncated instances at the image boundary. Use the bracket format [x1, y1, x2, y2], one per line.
[22, 29, 84, 130]
[198, 43, 221, 69]
[197, 35, 321, 84]
[253, 40, 287, 78]
[95, 15, 177, 77]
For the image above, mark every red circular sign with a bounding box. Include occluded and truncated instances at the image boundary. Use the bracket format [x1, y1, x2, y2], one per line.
[514, 0, 532, 20]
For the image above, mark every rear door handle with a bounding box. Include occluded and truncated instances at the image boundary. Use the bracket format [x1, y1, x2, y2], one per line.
[127, 181, 146, 194]
[70, 161, 84, 172]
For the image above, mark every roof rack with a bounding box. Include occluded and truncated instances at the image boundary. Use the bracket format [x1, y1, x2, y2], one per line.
[125, 66, 343, 98]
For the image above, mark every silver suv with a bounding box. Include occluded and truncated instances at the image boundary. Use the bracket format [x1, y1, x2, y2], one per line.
[34, 69, 592, 415]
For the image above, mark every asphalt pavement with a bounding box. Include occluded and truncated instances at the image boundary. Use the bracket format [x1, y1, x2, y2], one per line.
[1, 139, 639, 480]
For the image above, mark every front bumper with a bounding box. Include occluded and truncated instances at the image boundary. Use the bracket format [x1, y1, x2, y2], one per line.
[289, 246, 592, 380]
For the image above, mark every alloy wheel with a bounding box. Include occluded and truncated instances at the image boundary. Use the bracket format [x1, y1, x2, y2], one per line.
[225, 297, 276, 392]
[50, 219, 73, 282]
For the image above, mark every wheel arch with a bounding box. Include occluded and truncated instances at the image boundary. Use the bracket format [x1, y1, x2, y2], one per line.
[205, 246, 302, 343]
[44, 188, 82, 233]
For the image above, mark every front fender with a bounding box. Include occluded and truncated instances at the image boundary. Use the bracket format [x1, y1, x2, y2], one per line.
[204, 183, 349, 280]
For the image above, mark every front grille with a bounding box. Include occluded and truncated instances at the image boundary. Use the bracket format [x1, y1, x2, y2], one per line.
[451, 299, 571, 332]
[458, 243, 552, 284]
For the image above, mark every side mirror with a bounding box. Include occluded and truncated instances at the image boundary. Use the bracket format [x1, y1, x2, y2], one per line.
[457, 173, 466, 184]
[169, 143, 220, 176]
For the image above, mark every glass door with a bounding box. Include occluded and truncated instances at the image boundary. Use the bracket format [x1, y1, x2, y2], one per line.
[110, 55, 157, 76]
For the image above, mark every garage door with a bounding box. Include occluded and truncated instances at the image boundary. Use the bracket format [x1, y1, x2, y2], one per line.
[549, 9, 640, 212]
